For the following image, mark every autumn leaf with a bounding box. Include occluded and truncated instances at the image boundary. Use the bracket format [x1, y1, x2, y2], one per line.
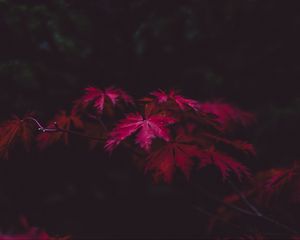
[202, 132, 256, 156]
[146, 134, 201, 182]
[73, 86, 134, 114]
[198, 101, 255, 130]
[146, 132, 250, 183]
[263, 163, 300, 203]
[149, 89, 201, 111]
[0, 114, 35, 159]
[37, 111, 83, 149]
[105, 113, 176, 151]
[198, 147, 250, 181]
[217, 168, 293, 211]
[232, 140, 256, 156]
[244, 163, 300, 204]
[265, 167, 296, 194]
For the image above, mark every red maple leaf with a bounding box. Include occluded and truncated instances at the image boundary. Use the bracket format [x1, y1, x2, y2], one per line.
[198, 147, 250, 181]
[247, 163, 300, 203]
[232, 140, 256, 156]
[201, 132, 256, 156]
[37, 111, 83, 149]
[0, 114, 34, 159]
[214, 164, 300, 210]
[146, 132, 250, 183]
[105, 113, 176, 151]
[264, 163, 300, 199]
[265, 168, 295, 193]
[146, 134, 201, 182]
[150, 89, 201, 111]
[198, 101, 255, 130]
[73, 86, 134, 114]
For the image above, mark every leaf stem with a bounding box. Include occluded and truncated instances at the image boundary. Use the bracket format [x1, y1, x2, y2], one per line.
[227, 180, 299, 235]
[23, 117, 105, 141]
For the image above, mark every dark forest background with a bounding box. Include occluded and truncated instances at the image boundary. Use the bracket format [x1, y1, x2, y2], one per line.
[0, 0, 300, 239]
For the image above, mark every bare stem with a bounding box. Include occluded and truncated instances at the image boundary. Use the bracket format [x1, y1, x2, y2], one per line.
[194, 204, 243, 231]
[196, 185, 256, 216]
[23, 117, 105, 141]
[23, 117, 143, 156]
[227, 179, 262, 217]
[227, 180, 299, 235]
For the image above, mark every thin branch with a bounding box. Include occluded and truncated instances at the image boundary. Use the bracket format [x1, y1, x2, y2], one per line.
[23, 117, 299, 234]
[54, 122, 106, 141]
[97, 118, 108, 132]
[24, 117, 105, 141]
[23, 117, 54, 132]
[193, 204, 243, 231]
[196, 185, 256, 216]
[24, 116, 144, 156]
[227, 179, 262, 217]
[227, 180, 299, 235]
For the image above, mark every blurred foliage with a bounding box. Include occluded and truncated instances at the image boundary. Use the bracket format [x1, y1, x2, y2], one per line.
[0, 0, 300, 238]
[1, 0, 299, 115]
[1, 0, 299, 161]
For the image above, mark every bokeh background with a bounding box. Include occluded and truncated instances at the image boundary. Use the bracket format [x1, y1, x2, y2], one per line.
[0, 0, 300, 238]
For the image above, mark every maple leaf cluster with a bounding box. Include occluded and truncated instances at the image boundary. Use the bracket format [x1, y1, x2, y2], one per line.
[0, 86, 255, 183]
[206, 162, 300, 237]
[2, 85, 300, 238]
[104, 88, 255, 182]
[72, 86, 134, 115]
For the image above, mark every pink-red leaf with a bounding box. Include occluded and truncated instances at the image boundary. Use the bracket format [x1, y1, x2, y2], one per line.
[146, 133, 250, 183]
[201, 132, 256, 156]
[199, 101, 255, 130]
[265, 165, 298, 194]
[0, 114, 34, 159]
[105, 113, 176, 151]
[73, 86, 134, 114]
[146, 143, 200, 183]
[150, 89, 201, 111]
[198, 147, 250, 181]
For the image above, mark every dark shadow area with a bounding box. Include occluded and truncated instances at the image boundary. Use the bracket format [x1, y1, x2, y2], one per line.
[0, 0, 300, 239]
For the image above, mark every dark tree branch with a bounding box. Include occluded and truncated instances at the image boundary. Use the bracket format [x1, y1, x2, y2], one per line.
[227, 179, 262, 217]
[26, 117, 297, 234]
[227, 180, 299, 235]
[24, 117, 106, 140]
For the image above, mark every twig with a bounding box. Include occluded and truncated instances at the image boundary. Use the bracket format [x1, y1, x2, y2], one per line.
[227, 179, 262, 217]
[24, 116, 144, 157]
[196, 185, 256, 216]
[194, 204, 243, 231]
[54, 122, 106, 141]
[227, 180, 299, 235]
[24, 117, 105, 141]
[23, 118, 299, 234]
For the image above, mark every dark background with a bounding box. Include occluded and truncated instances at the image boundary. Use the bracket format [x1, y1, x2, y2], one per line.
[0, 0, 300, 238]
